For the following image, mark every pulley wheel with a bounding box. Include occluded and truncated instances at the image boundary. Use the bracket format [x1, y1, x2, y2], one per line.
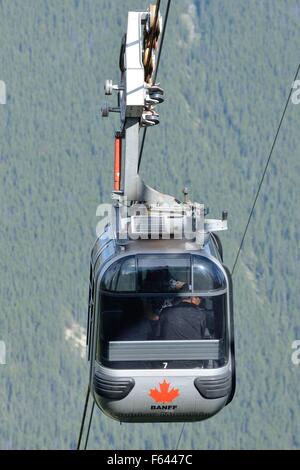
[148, 92, 164, 104]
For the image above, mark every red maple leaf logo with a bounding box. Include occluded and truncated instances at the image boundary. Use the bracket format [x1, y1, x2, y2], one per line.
[149, 380, 180, 403]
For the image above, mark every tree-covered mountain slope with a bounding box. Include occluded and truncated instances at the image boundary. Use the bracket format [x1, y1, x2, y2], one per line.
[0, 0, 300, 449]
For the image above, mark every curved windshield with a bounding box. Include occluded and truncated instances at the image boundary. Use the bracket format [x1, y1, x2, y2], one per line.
[99, 255, 228, 370]
[137, 255, 191, 293]
[193, 256, 226, 291]
[101, 255, 226, 293]
[101, 257, 136, 292]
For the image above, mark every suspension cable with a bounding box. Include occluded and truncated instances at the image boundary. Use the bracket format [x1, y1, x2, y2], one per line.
[138, 0, 172, 171]
[77, 386, 90, 450]
[175, 62, 300, 451]
[231, 62, 300, 276]
[84, 402, 95, 450]
[175, 422, 186, 450]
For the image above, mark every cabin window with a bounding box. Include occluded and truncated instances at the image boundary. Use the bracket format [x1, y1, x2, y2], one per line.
[193, 256, 226, 291]
[99, 292, 227, 370]
[101, 254, 226, 293]
[137, 255, 191, 293]
[101, 256, 136, 292]
[116, 257, 136, 292]
[98, 255, 229, 370]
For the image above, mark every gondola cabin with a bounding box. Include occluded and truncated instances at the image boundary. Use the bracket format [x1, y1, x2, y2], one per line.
[87, 223, 235, 423]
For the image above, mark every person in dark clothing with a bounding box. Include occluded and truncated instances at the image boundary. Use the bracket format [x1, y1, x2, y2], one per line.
[142, 268, 187, 322]
[159, 296, 206, 340]
[159, 296, 207, 368]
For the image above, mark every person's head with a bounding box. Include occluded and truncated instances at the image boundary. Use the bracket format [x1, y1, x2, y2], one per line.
[183, 296, 202, 306]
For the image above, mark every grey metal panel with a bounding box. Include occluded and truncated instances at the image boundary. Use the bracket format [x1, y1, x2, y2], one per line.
[94, 372, 135, 400]
[106, 340, 222, 361]
[101, 289, 227, 298]
[194, 372, 232, 399]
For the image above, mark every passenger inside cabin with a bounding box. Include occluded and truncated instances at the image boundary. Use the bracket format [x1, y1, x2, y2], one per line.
[141, 268, 187, 329]
[159, 296, 207, 341]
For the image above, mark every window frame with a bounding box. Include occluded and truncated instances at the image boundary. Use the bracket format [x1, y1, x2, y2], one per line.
[98, 291, 229, 369]
[100, 253, 227, 296]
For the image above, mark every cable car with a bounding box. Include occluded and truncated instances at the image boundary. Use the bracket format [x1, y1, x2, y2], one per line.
[87, 4, 235, 423]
